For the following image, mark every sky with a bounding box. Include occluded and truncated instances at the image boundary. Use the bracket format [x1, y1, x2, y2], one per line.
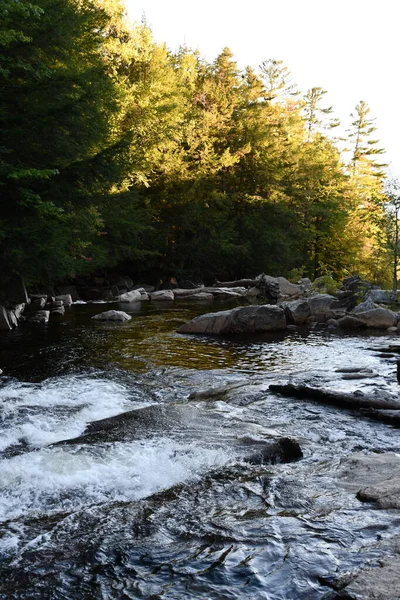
[124, 0, 399, 177]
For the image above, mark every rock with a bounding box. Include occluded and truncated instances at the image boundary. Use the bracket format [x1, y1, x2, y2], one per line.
[357, 478, 400, 509]
[132, 284, 155, 293]
[177, 280, 202, 289]
[173, 288, 204, 298]
[110, 285, 120, 298]
[52, 300, 63, 308]
[246, 286, 262, 298]
[339, 453, 400, 493]
[308, 294, 338, 321]
[388, 326, 398, 333]
[337, 315, 366, 329]
[281, 299, 311, 325]
[176, 292, 214, 302]
[56, 285, 80, 302]
[177, 304, 287, 335]
[297, 277, 313, 292]
[255, 274, 280, 304]
[335, 290, 358, 311]
[108, 274, 129, 288]
[55, 294, 73, 307]
[80, 288, 106, 302]
[51, 306, 65, 317]
[7, 275, 28, 304]
[124, 276, 134, 290]
[244, 437, 303, 465]
[6, 310, 18, 328]
[13, 304, 25, 319]
[149, 290, 175, 301]
[28, 310, 50, 324]
[92, 310, 131, 322]
[351, 298, 377, 314]
[30, 295, 47, 309]
[334, 557, 400, 599]
[366, 289, 396, 304]
[102, 289, 114, 301]
[276, 276, 302, 297]
[119, 290, 143, 302]
[354, 307, 396, 329]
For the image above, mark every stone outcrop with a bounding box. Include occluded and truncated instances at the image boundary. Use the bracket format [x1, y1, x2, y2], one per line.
[177, 304, 287, 335]
[92, 310, 131, 322]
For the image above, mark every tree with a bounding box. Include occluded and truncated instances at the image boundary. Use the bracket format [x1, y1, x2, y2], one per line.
[382, 179, 400, 292]
[0, 0, 125, 282]
[303, 87, 339, 141]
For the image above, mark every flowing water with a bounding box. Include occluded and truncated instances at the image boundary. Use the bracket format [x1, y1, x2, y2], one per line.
[0, 301, 400, 599]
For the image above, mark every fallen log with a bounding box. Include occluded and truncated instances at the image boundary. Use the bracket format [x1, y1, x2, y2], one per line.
[269, 383, 400, 411]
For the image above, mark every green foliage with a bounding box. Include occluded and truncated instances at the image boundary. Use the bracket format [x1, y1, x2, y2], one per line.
[0, 2, 392, 286]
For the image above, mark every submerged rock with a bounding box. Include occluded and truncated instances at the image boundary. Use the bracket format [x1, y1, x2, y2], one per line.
[177, 304, 287, 334]
[92, 310, 131, 322]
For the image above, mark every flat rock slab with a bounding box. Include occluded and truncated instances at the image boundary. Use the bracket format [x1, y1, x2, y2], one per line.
[334, 557, 400, 599]
[92, 310, 131, 322]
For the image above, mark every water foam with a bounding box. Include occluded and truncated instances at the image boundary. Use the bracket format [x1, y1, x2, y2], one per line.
[0, 438, 230, 522]
[0, 375, 150, 450]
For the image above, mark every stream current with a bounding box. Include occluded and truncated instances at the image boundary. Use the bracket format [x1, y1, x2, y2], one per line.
[0, 300, 399, 599]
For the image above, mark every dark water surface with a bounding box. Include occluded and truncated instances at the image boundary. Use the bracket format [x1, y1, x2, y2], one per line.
[0, 301, 399, 599]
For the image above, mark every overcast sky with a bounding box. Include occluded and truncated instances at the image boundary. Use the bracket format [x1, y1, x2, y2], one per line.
[125, 0, 399, 177]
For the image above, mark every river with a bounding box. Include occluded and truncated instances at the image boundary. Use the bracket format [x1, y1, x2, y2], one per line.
[0, 300, 399, 599]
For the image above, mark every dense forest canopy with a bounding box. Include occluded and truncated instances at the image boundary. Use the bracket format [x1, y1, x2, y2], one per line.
[0, 0, 396, 286]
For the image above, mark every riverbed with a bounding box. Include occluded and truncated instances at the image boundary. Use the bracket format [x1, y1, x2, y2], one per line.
[0, 301, 399, 599]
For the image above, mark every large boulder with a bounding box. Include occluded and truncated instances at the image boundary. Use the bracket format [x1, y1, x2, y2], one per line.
[308, 294, 338, 321]
[276, 276, 302, 298]
[119, 290, 143, 302]
[351, 298, 377, 314]
[177, 304, 287, 335]
[337, 315, 366, 329]
[55, 294, 73, 307]
[354, 307, 396, 329]
[92, 310, 131, 322]
[255, 274, 280, 303]
[281, 299, 311, 325]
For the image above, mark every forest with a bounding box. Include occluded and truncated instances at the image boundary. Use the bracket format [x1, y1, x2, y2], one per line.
[1, 0, 397, 287]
